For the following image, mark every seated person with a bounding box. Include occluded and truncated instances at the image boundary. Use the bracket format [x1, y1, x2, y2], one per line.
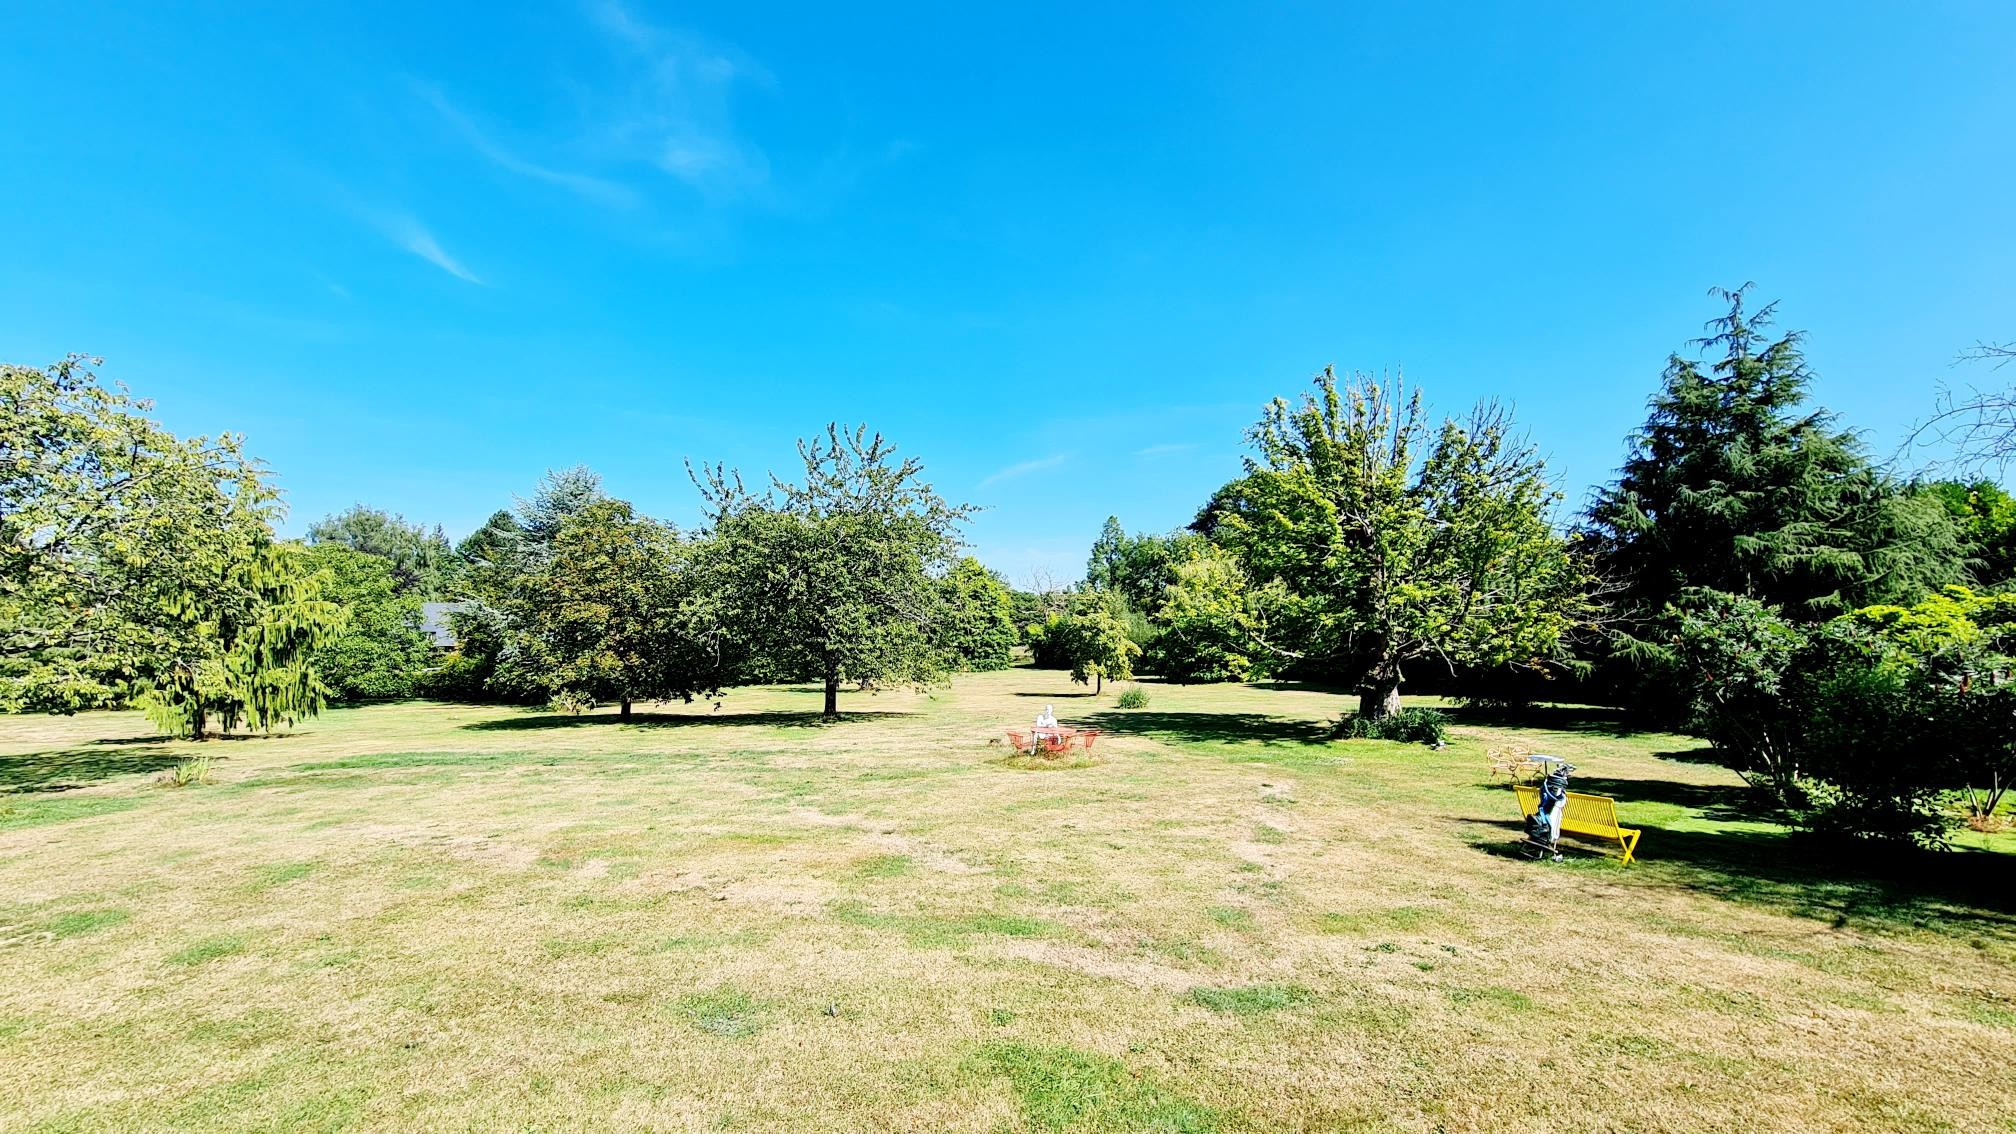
[1033, 704, 1061, 745]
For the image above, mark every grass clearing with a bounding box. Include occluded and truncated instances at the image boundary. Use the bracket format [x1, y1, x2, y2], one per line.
[1, 671, 2012, 1130]
[165, 935, 245, 966]
[1187, 982, 1310, 1016]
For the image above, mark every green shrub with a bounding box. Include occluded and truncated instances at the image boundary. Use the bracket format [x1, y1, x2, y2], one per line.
[1338, 707, 1447, 746]
[1672, 586, 2016, 847]
[413, 653, 489, 701]
[155, 756, 215, 788]
[1115, 686, 1150, 710]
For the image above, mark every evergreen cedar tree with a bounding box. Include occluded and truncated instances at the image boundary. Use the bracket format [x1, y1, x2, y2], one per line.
[1586, 285, 1965, 642]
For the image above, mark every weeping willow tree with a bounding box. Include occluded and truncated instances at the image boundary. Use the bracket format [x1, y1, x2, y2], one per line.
[137, 540, 344, 739]
[5, 356, 338, 730]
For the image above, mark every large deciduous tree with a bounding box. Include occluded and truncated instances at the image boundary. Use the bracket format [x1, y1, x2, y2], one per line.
[1199, 367, 1592, 719]
[1085, 515, 1210, 614]
[303, 544, 434, 702]
[1922, 480, 2016, 588]
[696, 425, 973, 719]
[506, 498, 722, 719]
[1147, 545, 1265, 683]
[935, 557, 1017, 672]
[1058, 606, 1140, 694]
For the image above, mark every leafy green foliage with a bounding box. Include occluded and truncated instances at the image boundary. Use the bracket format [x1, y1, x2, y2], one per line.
[454, 509, 523, 599]
[1339, 707, 1448, 745]
[696, 425, 974, 717]
[503, 499, 723, 716]
[1087, 516, 1209, 613]
[1673, 585, 2016, 844]
[303, 545, 432, 702]
[131, 540, 343, 739]
[307, 505, 458, 596]
[1027, 600, 1140, 693]
[1200, 368, 1591, 718]
[1145, 545, 1264, 683]
[935, 557, 1016, 671]
[1670, 591, 1810, 797]
[3, 357, 295, 716]
[1923, 480, 2016, 588]
[1114, 686, 1150, 709]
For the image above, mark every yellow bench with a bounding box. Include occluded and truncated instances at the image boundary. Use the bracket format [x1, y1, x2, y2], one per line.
[1513, 785, 1642, 864]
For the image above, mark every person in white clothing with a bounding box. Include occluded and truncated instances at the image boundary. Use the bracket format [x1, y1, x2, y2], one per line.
[1032, 704, 1060, 751]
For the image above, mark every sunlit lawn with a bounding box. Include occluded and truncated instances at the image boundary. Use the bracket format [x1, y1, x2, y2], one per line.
[2, 670, 2013, 1132]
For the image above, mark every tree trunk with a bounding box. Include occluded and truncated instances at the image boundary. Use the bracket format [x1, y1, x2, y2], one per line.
[1358, 669, 1403, 720]
[619, 699, 632, 721]
[823, 659, 841, 719]
[1095, 670, 1103, 695]
[191, 705, 207, 742]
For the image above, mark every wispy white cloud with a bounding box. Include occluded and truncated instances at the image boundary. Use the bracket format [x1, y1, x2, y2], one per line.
[980, 452, 1072, 488]
[416, 84, 639, 209]
[1134, 442, 1197, 458]
[373, 212, 484, 284]
[586, 0, 771, 200]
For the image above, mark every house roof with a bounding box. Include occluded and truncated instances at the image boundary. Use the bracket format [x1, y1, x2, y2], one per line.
[419, 601, 471, 648]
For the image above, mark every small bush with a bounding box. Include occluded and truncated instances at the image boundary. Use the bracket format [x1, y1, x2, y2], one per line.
[1338, 707, 1448, 746]
[547, 691, 595, 716]
[414, 653, 489, 701]
[155, 756, 216, 788]
[1115, 686, 1150, 710]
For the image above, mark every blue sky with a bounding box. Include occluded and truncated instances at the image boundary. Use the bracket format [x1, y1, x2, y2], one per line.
[4, 2, 2012, 584]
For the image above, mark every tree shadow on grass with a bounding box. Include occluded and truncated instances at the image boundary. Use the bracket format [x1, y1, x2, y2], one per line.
[1078, 710, 1333, 747]
[1444, 703, 1649, 738]
[1009, 692, 1097, 699]
[1570, 775, 1776, 822]
[461, 710, 910, 732]
[1468, 815, 2016, 940]
[1, 745, 182, 793]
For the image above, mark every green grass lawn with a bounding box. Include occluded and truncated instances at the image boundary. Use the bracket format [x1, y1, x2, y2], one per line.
[2, 671, 2013, 1132]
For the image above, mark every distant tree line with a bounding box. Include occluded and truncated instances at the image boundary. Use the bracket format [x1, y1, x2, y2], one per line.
[3, 363, 1012, 731]
[7, 284, 2012, 843]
